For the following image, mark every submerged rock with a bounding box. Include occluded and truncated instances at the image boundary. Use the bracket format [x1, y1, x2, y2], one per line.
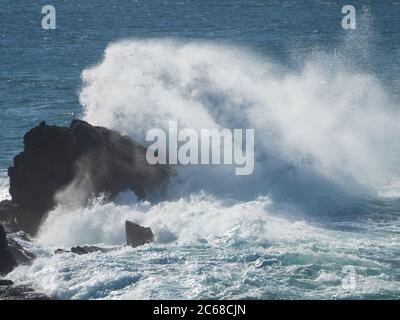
[1, 119, 170, 234]
[125, 220, 154, 248]
[55, 245, 111, 255]
[54, 221, 155, 255]
[0, 279, 14, 286]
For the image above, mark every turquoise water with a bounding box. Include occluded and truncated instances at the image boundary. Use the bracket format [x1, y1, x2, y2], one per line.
[1, 1, 400, 299]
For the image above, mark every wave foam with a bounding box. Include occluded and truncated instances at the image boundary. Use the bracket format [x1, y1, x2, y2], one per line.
[0, 170, 10, 201]
[80, 39, 400, 209]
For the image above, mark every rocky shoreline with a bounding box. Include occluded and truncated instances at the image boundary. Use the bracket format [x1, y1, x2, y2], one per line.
[0, 280, 50, 300]
[0, 224, 50, 299]
[0, 120, 170, 300]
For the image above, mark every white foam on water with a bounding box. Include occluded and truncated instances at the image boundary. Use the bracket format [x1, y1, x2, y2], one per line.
[6, 193, 399, 299]
[0, 170, 10, 201]
[80, 38, 400, 201]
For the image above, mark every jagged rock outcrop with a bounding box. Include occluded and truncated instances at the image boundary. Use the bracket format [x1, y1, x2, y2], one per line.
[0, 224, 35, 277]
[125, 220, 154, 248]
[0, 225, 17, 275]
[0, 120, 170, 234]
[0, 282, 50, 300]
[7, 237, 35, 266]
[0, 232, 48, 299]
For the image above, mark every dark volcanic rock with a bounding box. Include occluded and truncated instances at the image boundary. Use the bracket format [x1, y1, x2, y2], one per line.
[2, 119, 170, 234]
[8, 238, 35, 265]
[1, 227, 49, 300]
[0, 249, 17, 275]
[0, 283, 50, 300]
[55, 245, 111, 255]
[70, 246, 109, 255]
[125, 220, 154, 248]
[0, 279, 14, 286]
[0, 225, 17, 276]
[0, 200, 32, 233]
[54, 249, 68, 255]
[0, 249, 17, 276]
[0, 224, 7, 249]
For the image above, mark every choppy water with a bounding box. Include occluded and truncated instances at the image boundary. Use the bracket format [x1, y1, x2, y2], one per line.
[1, 1, 400, 299]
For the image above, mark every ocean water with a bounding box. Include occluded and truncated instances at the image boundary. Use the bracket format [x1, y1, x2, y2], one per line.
[1, 1, 400, 299]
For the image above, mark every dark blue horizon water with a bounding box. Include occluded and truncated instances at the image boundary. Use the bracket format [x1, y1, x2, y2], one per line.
[1, 1, 400, 170]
